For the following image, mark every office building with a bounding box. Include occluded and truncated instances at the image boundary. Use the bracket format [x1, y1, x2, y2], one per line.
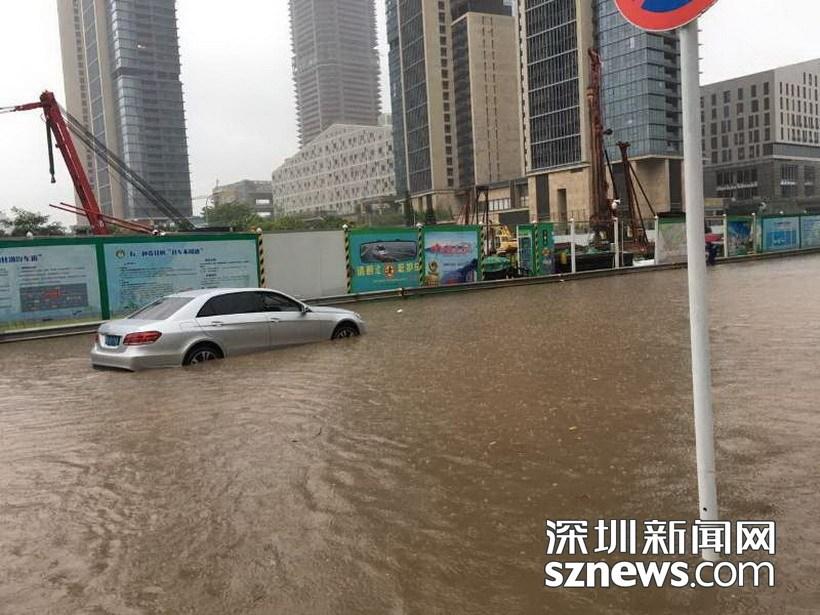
[289, 0, 381, 146]
[271, 119, 395, 216]
[452, 3, 523, 188]
[212, 180, 274, 214]
[516, 0, 683, 222]
[57, 0, 192, 221]
[595, 0, 683, 216]
[388, 0, 522, 215]
[701, 59, 820, 202]
[516, 0, 595, 222]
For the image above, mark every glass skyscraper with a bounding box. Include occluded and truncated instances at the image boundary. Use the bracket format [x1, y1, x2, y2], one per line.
[595, 0, 682, 159]
[58, 0, 192, 221]
[289, 0, 382, 147]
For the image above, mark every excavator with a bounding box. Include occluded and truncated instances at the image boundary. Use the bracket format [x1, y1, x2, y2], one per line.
[0, 90, 194, 234]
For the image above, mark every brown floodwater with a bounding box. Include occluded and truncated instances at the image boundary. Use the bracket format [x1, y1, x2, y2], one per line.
[1, 256, 819, 614]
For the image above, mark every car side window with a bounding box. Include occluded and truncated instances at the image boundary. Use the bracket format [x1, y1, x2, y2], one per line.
[258, 292, 301, 313]
[197, 292, 264, 317]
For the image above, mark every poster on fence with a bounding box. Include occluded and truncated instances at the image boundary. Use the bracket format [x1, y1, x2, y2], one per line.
[761, 217, 800, 252]
[0, 241, 102, 330]
[347, 228, 419, 293]
[800, 215, 820, 248]
[517, 225, 535, 275]
[726, 217, 754, 256]
[423, 227, 481, 286]
[103, 236, 259, 316]
[536, 223, 555, 275]
[655, 217, 687, 264]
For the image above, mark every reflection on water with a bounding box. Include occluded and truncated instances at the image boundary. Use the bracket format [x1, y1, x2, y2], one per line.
[1, 256, 819, 614]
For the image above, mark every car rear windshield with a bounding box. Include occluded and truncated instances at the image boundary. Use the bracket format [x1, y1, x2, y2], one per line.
[128, 296, 193, 320]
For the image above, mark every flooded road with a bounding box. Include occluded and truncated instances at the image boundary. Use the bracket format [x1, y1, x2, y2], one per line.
[1, 255, 819, 614]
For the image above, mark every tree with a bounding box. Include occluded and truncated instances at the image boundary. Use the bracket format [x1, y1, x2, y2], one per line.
[402, 193, 415, 227]
[424, 199, 437, 225]
[202, 201, 261, 230]
[4, 208, 65, 236]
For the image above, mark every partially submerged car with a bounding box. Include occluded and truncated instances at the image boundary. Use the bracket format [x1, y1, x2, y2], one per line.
[91, 288, 366, 371]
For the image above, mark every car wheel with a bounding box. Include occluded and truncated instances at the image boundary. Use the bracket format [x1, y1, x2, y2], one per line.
[332, 322, 359, 340]
[183, 343, 223, 366]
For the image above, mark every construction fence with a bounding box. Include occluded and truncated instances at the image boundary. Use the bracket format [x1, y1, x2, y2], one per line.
[0, 234, 259, 333]
[4, 216, 820, 334]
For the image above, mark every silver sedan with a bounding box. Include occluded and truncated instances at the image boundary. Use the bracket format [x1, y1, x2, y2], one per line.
[90, 288, 366, 371]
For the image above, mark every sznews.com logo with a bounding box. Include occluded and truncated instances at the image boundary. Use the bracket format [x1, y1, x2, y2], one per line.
[544, 519, 775, 589]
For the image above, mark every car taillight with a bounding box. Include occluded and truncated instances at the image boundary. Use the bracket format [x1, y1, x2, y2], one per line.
[123, 331, 162, 345]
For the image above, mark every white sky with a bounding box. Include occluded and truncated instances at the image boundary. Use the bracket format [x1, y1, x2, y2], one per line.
[0, 0, 818, 225]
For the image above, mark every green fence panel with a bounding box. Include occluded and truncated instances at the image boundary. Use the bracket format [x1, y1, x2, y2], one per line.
[800, 214, 820, 249]
[100, 234, 259, 317]
[726, 217, 754, 256]
[422, 225, 482, 286]
[760, 216, 800, 252]
[346, 227, 420, 293]
[0, 237, 104, 332]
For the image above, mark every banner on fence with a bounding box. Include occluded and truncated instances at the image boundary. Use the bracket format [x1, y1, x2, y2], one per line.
[761, 216, 800, 252]
[800, 215, 820, 249]
[103, 236, 258, 316]
[726, 217, 754, 256]
[423, 226, 481, 286]
[517, 225, 535, 275]
[347, 228, 419, 293]
[0, 240, 103, 330]
[655, 217, 687, 265]
[535, 223, 555, 275]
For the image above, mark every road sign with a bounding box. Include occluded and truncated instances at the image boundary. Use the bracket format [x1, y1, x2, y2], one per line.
[614, 0, 718, 31]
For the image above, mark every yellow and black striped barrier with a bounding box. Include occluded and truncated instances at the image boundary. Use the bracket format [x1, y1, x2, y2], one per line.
[343, 225, 353, 294]
[417, 223, 424, 287]
[256, 228, 266, 287]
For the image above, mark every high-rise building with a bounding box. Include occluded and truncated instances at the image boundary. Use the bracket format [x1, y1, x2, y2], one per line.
[516, 0, 683, 222]
[289, 0, 381, 147]
[701, 59, 820, 202]
[516, 0, 595, 222]
[452, 2, 523, 188]
[57, 0, 192, 221]
[388, 0, 522, 215]
[595, 0, 683, 216]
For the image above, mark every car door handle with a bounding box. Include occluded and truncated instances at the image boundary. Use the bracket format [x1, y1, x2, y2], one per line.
[269, 317, 280, 323]
[210, 320, 225, 327]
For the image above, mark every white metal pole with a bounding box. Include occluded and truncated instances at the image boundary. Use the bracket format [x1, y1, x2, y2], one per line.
[751, 212, 757, 253]
[722, 213, 729, 258]
[613, 217, 620, 268]
[570, 218, 577, 274]
[681, 20, 719, 560]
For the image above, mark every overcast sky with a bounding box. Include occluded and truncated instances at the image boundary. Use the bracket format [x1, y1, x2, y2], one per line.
[0, 0, 818, 225]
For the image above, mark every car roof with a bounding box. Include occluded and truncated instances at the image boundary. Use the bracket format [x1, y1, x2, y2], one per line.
[168, 288, 289, 299]
[169, 287, 258, 298]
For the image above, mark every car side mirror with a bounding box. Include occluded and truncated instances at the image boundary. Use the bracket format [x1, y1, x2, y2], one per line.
[301, 304, 311, 314]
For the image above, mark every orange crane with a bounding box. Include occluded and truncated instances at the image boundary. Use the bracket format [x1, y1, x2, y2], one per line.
[1, 90, 194, 234]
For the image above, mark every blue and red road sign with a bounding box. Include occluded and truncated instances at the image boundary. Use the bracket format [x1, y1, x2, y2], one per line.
[614, 0, 719, 32]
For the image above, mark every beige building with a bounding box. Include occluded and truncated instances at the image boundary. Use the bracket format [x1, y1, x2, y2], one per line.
[212, 180, 274, 214]
[387, 0, 523, 218]
[57, 0, 192, 222]
[57, 0, 124, 220]
[453, 10, 523, 189]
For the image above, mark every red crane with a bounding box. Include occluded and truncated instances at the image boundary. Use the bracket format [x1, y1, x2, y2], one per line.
[1, 91, 109, 234]
[2, 90, 194, 234]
